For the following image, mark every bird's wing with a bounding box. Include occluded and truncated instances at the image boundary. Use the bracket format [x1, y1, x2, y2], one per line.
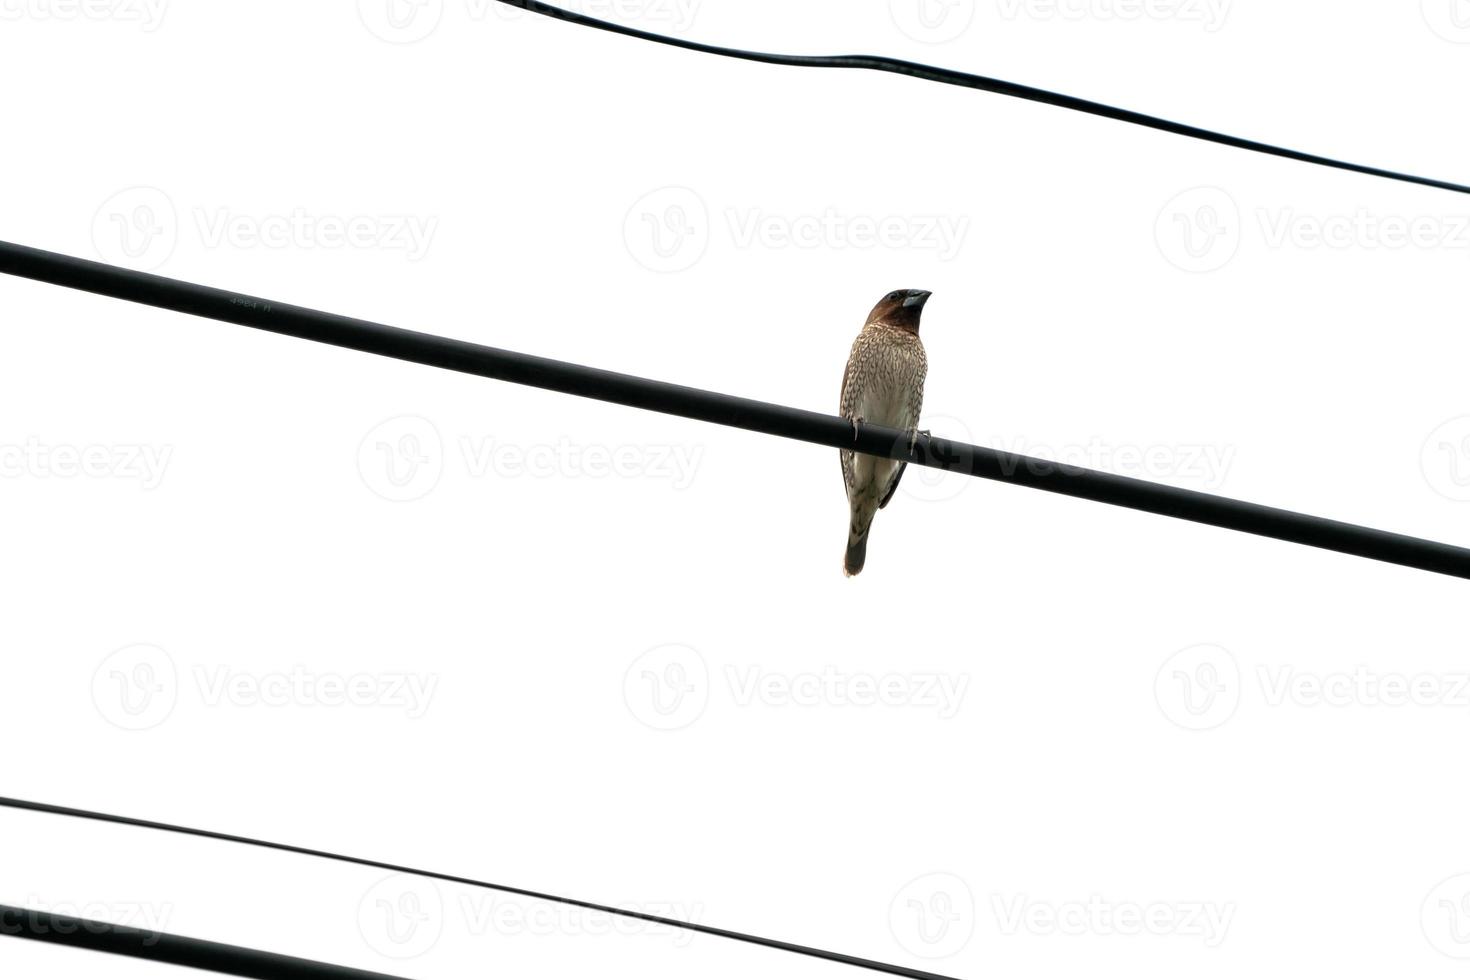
[878, 461, 907, 509]
[839, 358, 854, 490]
[881, 345, 929, 508]
[879, 428, 929, 509]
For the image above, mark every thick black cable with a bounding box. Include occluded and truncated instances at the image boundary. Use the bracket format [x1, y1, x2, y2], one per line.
[0, 903, 411, 980]
[3, 239, 1469, 579]
[0, 796, 962, 980]
[495, 0, 1470, 197]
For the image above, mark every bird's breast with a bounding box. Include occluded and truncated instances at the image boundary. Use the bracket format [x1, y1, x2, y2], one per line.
[849, 335, 926, 430]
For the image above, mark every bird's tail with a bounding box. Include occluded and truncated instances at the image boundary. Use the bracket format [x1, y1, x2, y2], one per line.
[844, 514, 872, 578]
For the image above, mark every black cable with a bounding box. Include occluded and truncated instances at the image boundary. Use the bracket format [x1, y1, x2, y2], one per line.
[2, 239, 1468, 579]
[495, 0, 1470, 197]
[0, 903, 411, 980]
[0, 796, 963, 980]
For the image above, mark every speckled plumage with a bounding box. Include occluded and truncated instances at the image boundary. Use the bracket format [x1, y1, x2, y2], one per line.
[839, 290, 930, 576]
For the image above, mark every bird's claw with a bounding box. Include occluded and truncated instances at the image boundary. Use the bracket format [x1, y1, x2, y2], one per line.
[908, 428, 929, 459]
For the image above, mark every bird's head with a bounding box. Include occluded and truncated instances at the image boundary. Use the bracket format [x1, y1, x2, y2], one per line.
[867, 289, 932, 334]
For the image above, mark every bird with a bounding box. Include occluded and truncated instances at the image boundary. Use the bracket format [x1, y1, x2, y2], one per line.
[839, 288, 931, 577]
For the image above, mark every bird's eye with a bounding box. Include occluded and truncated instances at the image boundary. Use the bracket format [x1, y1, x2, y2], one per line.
[888, 292, 901, 302]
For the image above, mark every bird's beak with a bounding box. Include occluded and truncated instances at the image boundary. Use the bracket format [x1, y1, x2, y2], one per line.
[902, 290, 933, 309]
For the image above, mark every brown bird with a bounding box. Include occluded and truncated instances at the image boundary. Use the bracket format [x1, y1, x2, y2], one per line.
[839, 289, 931, 577]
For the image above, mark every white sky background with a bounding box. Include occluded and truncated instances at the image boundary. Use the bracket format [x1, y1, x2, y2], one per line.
[2, 1, 1470, 977]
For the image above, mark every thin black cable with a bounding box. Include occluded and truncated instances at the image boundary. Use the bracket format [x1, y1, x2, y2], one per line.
[0, 903, 411, 980]
[3, 239, 1469, 580]
[495, 0, 1470, 197]
[0, 796, 963, 980]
